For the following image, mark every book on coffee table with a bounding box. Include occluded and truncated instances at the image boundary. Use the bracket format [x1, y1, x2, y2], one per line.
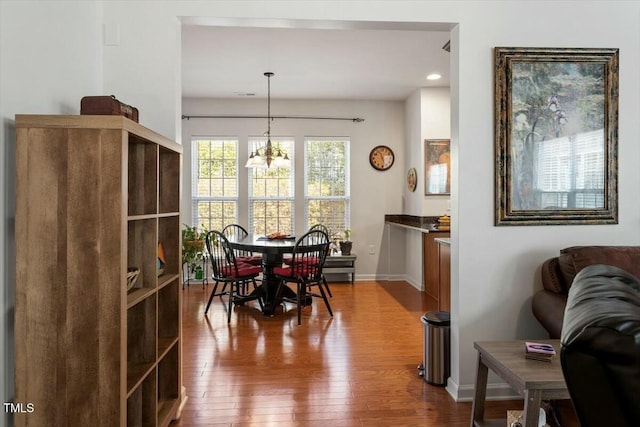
[525, 341, 556, 362]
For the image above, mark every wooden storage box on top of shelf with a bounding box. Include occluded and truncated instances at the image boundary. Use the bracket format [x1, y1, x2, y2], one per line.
[14, 115, 183, 427]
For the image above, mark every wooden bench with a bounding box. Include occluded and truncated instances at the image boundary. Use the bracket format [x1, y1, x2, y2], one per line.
[324, 254, 357, 283]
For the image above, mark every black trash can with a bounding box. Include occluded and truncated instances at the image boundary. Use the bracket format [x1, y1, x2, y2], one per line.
[418, 311, 450, 386]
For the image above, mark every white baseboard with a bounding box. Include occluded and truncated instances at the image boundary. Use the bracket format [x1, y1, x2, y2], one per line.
[341, 274, 403, 282]
[327, 274, 423, 286]
[404, 275, 422, 290]
[385, 274, 407, 281]
[355, 274, 378, 281]
[446, 377, 520, 402]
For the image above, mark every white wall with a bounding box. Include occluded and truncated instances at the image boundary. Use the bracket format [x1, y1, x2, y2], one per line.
[404, 87, 452, 215]
[101, 0, 640, 401]
[1, 1, 638, 415]
[451, 2, 640, 400]
[403, 88, 452, 290]
[102, 4, 182, 140]
[404, 90, 423, 216]
[401, 91, 425, 289]
[421, 87, 450, 215]
[0, 2, 103, 425]
[182, 97, 405, 279]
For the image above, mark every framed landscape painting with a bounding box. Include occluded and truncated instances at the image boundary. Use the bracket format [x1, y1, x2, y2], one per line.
[494, 47, 619, 225]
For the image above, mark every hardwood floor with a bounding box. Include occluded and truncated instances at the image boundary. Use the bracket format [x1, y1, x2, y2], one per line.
[175, 280, 520, 426]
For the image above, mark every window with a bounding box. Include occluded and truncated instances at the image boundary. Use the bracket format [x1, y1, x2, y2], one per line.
[535, 130, 605, 209]
[190, 137, 350, 236]
[427, 163, 448, 194]
[305, 138, 350, 236]
[192, 138, 238, 231]
[248, 137, 295, 235]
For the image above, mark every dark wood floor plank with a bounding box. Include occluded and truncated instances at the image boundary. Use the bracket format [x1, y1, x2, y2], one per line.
[174, 281, 521, 426]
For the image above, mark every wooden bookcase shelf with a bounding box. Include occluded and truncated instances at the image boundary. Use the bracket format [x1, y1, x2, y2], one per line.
[15, 115, 183, 426]
[158, 215, 180, 277]
[127, 371, 157, 427]
[159, 147, 181, 214]
[129, 218, 159, 290]
[157, 344, 180, 425]
[128, 140, 158, 217]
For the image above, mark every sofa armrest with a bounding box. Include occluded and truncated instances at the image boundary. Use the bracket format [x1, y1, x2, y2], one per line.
[532, 290, 568, 339]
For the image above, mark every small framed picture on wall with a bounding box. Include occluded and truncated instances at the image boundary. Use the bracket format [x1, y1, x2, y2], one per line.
[424, 139, 450, 195]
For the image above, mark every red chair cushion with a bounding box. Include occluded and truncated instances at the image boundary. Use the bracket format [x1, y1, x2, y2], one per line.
[220, 263, 261, 278]
[274, 265, 316, 279]
[283, 256, 320, 266]
[237, 255, 263, 266]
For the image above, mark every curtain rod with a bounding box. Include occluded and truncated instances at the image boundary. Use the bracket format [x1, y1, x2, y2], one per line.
[182, 114, 365, 123]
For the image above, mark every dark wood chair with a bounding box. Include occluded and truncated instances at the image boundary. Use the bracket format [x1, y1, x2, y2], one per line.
[222, 224, 263, 266]
[309, 224, 333, 297]
[283, 223, 333, 297]
[273, 229, 332, 325]
[204, 230, 263, 323]
[309, 223, 330, 236]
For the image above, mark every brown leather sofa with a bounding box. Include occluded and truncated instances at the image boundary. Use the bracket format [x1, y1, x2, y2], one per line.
[533, 246, 640, 339]
[532, 246, 640, 427]
[560, 264, 640, 427]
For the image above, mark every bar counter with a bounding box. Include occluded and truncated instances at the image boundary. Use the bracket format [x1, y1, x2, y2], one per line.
[384, 214, 449, 233]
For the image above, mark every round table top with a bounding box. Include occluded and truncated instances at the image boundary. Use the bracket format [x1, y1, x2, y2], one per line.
[226, 234, 297, 255]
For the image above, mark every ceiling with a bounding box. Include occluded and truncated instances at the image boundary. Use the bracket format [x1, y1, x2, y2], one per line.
[181, 24, 451, 101]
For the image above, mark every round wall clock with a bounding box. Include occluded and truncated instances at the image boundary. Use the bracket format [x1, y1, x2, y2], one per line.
[369, 145, 395, 171]
[407, 168, 417, 192]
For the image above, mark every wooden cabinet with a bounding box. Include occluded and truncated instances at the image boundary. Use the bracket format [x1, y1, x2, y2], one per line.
[15, 115, 183, 427]
[422, 232, 450, 311]
[437, 240, 451, 312]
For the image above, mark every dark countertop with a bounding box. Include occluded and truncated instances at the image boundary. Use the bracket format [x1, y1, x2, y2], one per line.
[384, 214, 449, 233]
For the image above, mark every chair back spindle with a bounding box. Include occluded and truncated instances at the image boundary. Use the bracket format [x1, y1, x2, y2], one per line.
[222, 224, 251, 257]
[274, 229, 332, 325]
[204, 229, 263, 322]
[205, 230, 233, 279]
[222, 224, 263, 266]
[309, 223, 330, 238]
[288, 230, 329, 280]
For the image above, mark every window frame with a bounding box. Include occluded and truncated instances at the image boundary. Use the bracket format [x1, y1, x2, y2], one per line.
[191, 137, 239, 231]
[304, 137, 351, 236]
[247, 136, 295, 235]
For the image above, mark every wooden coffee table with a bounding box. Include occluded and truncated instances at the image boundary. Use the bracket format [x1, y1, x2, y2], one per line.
[470, 340, 569, 427]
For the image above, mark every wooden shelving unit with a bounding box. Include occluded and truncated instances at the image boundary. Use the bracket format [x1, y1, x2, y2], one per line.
[15, 115, 183, 426]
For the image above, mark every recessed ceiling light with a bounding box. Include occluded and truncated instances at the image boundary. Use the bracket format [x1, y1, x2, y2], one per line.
[426, 73, 442, 81]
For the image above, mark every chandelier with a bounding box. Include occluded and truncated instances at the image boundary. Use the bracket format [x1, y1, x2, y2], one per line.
[245, 72, 291, 169]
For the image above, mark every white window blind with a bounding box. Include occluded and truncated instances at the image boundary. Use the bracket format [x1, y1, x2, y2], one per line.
[535, 129, 605, 209]
[248, 137, 295, 235]
[304, 138, 350, 237]
[191, 138, 238, 231]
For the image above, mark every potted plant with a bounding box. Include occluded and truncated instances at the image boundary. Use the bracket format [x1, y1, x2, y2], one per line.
[182, 223, 208, 273]
[339, 229, 352, 255]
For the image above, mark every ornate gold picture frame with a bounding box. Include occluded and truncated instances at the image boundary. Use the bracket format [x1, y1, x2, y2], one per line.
[494, 47, 619, 225]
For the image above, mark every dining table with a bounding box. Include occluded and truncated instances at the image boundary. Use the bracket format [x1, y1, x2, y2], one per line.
[225, 233, 308, 315]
